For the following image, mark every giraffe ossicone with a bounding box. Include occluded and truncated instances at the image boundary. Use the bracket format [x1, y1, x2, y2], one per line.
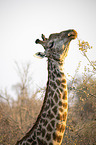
[16, 29, 77, 145]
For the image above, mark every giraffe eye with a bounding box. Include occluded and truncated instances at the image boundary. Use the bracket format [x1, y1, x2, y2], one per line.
[49, 41, 54, 48]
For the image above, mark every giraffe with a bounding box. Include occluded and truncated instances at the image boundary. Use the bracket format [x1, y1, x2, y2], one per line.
[16, 29, 77, 145]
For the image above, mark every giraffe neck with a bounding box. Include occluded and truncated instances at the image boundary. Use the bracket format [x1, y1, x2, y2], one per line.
[16, 59, 68, 145]
[42, 59, 68, 144]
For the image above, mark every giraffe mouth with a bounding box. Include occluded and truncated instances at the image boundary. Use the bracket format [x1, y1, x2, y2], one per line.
[68, 30, 77, 39]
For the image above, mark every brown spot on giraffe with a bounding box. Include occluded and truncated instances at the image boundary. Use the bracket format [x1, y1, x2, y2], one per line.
[56, 123, 65, 133]
[53, 132, 62, 143]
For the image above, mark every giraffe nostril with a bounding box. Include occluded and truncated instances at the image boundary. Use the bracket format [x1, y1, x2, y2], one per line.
[68, 32, 74, 37]
[68, 30, 77, 39]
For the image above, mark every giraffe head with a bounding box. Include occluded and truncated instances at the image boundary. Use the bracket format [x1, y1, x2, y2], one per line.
[34, 29, 77, 62]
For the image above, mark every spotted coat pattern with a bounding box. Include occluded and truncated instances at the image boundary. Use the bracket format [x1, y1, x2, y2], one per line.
[16, 29, 77, 145]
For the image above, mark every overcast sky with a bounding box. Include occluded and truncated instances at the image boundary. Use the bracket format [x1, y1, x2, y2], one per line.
[0, 0, 96, 98]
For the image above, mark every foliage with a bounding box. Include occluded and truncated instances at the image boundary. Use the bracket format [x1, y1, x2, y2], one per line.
[63, 76, 96, 145]
[62, 40, 96, 145]
[0, 63, 43, 145]
[78, 39, 96, 71]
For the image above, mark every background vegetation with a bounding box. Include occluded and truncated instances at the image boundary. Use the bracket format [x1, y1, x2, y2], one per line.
[0, 41, 96, 145]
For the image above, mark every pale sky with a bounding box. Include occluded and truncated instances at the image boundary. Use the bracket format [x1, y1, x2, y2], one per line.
[0, 0, 96, 98]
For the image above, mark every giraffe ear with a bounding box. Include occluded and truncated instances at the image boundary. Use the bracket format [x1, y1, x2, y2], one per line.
[34, 52, 45, 59]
